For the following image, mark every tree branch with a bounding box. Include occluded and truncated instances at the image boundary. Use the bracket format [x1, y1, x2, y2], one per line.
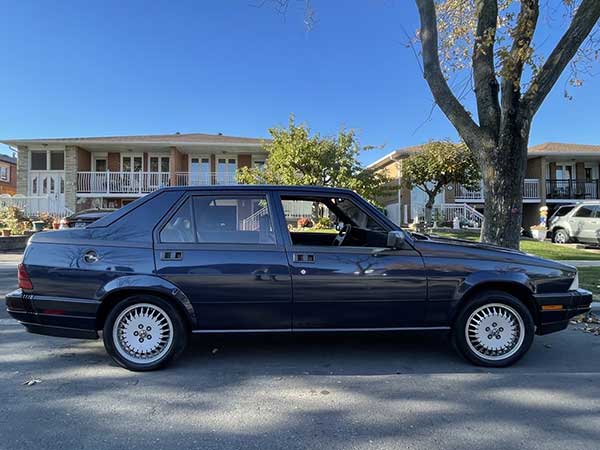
[415, 0, 484, 148]
[473, 0, 501, 141]
[522, 0, 600, 116]
[500, 0, 539, 119]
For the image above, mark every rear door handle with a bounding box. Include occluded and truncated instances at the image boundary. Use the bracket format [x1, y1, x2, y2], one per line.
[161, 251, 183, 261]
[293, 253, 316, 263]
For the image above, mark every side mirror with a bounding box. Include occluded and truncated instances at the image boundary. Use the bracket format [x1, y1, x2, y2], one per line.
[387, 230, 405, 249]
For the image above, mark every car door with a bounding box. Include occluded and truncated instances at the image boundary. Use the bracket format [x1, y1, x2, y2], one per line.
[570, 204, 599, 243]
[154, 190, 292, 330]
[273, 191, 427, 330]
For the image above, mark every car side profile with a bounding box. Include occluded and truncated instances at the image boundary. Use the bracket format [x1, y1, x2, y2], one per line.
[550, 201, 600, 245]
[6, 186, 592, 371]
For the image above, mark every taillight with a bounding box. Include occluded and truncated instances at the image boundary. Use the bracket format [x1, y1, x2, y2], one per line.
[18, 263, 33, 290]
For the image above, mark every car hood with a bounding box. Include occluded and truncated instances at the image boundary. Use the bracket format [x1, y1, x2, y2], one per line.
[411, 233, 575, 272]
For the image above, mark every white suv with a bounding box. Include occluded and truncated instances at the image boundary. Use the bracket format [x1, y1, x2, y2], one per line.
[550, 201, 600, 244]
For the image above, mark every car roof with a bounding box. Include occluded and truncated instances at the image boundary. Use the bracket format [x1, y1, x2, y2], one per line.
[158, 185, 357, 195]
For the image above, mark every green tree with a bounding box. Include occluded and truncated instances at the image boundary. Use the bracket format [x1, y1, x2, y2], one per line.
[401, 140, 480, 223]
[237, 114, 390, 202]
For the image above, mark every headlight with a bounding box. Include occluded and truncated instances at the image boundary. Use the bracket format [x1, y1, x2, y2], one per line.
[569, 272, 579, 291]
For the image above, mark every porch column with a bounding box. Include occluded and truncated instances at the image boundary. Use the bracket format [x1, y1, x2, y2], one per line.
[538, 157, 547, 205]
[16, 145, 28, 196]
[64, 145, 79, 213]
[169, 146, 182, 186]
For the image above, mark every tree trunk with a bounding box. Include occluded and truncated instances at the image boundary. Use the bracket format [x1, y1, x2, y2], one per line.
[480, 118, 531, 249]
[424, 195, 435, 225]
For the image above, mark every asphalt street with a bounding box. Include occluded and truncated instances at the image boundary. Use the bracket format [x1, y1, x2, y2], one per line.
[1, 254, 599, 450]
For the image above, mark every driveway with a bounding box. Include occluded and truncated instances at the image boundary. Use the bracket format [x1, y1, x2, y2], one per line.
[1, 255, 599, 450]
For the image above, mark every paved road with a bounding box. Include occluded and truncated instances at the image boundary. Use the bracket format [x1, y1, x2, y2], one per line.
[1, 253, 599, 449]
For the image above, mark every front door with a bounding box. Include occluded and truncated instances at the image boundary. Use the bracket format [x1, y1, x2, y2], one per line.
[189, 157, 211, 185]
[275, 193, 427, 329]
[121, 154, 143, 193]
[154, 191, 292, 330]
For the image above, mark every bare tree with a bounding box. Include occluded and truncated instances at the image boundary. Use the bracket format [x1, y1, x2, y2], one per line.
[416, 0, 600, 248]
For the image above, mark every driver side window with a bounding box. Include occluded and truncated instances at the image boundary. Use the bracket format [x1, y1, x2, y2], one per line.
[280, 196, 387, 247]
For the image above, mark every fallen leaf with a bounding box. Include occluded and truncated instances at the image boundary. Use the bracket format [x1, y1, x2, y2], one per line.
[211, 348, 219, 354]
[23, 379, 42, 386]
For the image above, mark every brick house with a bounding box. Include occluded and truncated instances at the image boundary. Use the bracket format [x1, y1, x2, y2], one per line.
[368, 142, 600, 228]
[0, 154, 17, 195]
[0, 133, 268, 213]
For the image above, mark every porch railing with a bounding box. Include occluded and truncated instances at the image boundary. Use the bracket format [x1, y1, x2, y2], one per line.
[78, 171, 239, 194]
[545, 179, 599, 200]
[455, 179, 540, 201]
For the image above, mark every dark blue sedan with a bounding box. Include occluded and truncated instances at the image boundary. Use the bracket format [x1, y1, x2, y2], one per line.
[6, 185, 592, 370]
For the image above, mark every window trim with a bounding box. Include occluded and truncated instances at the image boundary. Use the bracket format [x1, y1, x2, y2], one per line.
[154, 191, 284, 250]
[0, 166, 9, 182]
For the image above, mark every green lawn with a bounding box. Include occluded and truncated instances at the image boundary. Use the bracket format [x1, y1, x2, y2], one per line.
[429, 230, 600, 261]
[577, 267, 600, 299]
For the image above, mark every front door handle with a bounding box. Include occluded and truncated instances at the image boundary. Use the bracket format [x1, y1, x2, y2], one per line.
[293, 253, 316, 263]
[161, 251, 183, 261]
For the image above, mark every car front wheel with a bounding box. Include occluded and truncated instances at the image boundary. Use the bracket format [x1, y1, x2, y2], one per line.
[453, 291, 534, 367]
[103, 295, 188, 371]
[553, 229, 570, 244]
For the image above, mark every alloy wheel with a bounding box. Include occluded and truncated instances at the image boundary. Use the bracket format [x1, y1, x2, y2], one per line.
[465, 303, 525, 361]
[112, 303, 174, 364]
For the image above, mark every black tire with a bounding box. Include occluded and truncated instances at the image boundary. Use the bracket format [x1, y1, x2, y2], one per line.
[452, 290, 535, 367]
[103, 295, 188, 371]
[553, 229, 570, 244]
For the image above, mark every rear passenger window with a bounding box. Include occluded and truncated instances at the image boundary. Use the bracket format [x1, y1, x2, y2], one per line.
[574, 205, 597, 218]
[192, 195, 275, 244]
[160, 199, 195, 243]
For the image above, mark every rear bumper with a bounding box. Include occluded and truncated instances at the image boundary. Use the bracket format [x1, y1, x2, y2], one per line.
[533, 288, 593, 335]
[5, 289, 100, 339]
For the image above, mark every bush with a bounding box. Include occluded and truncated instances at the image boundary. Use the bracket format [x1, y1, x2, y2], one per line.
[297, 217, 313, 228]
[0, 206, 31, 235]
[314, 216, 332, 229]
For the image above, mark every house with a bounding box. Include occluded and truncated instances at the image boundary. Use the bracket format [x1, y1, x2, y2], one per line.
[0, 153, 17, 195]
[368, 142, 600, 228]
[0, 133, 269, 214]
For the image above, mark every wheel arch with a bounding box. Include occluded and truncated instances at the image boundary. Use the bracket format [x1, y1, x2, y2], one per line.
[452, 278, 538, 326]
[95, 275, 197, 331]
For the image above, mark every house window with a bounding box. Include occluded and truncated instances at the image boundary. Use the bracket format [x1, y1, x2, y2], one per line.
[585, 168, 592, 182]
[0, 166, 9, 182]
[50, 151, 64, 170]
[149, 156, 170, 173]
[30, 151, 47, 170]
[253, 159, 266, 171]
[95, 158, 107, 172]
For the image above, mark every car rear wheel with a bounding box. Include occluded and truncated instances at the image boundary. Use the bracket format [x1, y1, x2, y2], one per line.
[553, 229, 570, 244]
[103, 295, 188, 371]
[452, 291, 534, 367]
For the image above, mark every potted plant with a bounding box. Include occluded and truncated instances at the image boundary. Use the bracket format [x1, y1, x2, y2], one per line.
[530, 224, 547, 241]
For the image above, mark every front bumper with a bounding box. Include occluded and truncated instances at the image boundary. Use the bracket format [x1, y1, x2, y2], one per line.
[533, 288, 593, 335]
[5, 289, 100, 339]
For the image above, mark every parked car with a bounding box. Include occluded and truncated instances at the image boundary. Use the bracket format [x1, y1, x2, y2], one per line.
[6, 186, 591, 371]
[59, 208, 117, 229]
[550, 201, 600, 244]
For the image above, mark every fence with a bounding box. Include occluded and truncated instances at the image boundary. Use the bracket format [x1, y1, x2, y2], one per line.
[0, 195, 73, 218]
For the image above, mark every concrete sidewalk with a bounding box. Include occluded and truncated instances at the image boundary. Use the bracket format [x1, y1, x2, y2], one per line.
[555, 260, 600, 267]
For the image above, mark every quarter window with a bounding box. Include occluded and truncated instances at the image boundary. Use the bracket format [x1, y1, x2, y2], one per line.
[160, 199, 195, 243]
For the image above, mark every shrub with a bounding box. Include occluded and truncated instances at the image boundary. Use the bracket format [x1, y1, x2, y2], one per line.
[0, 206, 31, 235]
[314, 216, 332, 229]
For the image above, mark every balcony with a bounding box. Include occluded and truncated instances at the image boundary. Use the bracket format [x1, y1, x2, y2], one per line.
[455, 179, 540, 202]
[546, 179, 599, 200]
[77, 171, 239, 196]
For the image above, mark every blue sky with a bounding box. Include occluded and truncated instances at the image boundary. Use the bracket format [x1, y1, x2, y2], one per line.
[0, 0, 598, 165]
